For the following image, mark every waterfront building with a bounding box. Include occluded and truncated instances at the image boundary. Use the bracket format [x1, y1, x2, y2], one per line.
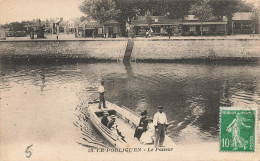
[43, 19, 51, 33]
[131, 16, 182, 37]
[232, 12, 255, 34]
[77, 20, 103, 37]
[24, 21, 36, 34]
[68, 18, 81, 34]
[4, 27, 15, 37]
[182, 15, 227, 36]
[77, 19, 120, 38]
[129, 15, 228, 37]
[0, 26, 6, 40]
[103, 19, 121, 38]
[58, 20, 67, 33]
[23, 19, 44, 38]
[50, 18, 63, 34]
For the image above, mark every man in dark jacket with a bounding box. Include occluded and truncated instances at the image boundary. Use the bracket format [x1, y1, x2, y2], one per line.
[101, 112, 109, 127]
[107, 115, 116, 129]
[107, 115, 126, 142]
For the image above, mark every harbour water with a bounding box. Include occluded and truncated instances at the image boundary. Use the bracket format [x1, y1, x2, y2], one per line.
[0, 61, 259, 159]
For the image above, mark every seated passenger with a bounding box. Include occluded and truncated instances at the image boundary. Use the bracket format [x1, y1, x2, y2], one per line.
[140, 117, 154, 144]
[101, 112, 109, 127]
[107, 115, 126, 142]
[107, 115, 116, 129]
[134, 110, 148, 140]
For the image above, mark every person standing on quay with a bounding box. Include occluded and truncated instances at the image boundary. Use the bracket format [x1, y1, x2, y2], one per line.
[98, 80, 106, 109]
[153, 106, 168, 147]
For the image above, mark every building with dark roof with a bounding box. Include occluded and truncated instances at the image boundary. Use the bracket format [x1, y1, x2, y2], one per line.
[77, 19, 121, 38]
[23, 20, 44, 38]
[131, 16, 182, 36]
[130, 15, 229, 36]
[48, 18, 63, 34]
[78, 20, 103, 37]
[103, 19, 121, 38]
[182, 15, 228, 36]
[232, 12, 255, 34]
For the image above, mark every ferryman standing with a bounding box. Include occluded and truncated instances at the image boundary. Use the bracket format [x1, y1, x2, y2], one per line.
[98, 80, 106, 109]
[153, 106, 168, 147]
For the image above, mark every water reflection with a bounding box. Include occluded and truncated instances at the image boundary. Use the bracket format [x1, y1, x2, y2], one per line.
[0, 62, 259, 147]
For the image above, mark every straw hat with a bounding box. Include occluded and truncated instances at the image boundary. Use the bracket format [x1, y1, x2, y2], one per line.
[158, 106, 163, 109]
[145, 117, 153, 122]
[111, 115, 116, 119]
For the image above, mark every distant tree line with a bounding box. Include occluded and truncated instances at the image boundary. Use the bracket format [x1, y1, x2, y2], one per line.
[79, 0, 256, 35]
[3, 18, 54, 32]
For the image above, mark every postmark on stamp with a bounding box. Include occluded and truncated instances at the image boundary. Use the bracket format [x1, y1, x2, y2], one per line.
[220, 107, 257, 152]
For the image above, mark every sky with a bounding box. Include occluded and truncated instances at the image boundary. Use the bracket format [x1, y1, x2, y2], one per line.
[0, 0, 259, 24]
[0, 0, 85, 24]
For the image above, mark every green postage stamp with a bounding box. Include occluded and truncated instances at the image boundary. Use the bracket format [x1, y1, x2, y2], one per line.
[220, 107, 257, 152]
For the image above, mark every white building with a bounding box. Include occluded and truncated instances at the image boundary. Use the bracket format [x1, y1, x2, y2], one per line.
[68, 18, 81, 33]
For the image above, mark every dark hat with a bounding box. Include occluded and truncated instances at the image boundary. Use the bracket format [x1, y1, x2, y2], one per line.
[141, 110, 148, 116]
[158, 106, 163, 109]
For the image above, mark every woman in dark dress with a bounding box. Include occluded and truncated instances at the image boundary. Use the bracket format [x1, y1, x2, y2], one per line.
[134, 110, 148, 140]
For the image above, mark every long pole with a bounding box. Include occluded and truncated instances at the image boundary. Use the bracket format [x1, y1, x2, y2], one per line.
[232, 21, 234, 35]
[225, 23, 227, 37]
[201, 21, 203, 36]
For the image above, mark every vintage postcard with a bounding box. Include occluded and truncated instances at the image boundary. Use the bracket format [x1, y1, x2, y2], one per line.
[0, 0, 260, 161]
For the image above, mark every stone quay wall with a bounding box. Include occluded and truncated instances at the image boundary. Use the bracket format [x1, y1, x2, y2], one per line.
[0, 39, 259, 63]
[131, 39, 260, 61]
[0, 40, 128, 61]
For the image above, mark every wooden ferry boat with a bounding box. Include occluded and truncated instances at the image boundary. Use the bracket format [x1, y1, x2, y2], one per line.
[87, 101, 175, 148]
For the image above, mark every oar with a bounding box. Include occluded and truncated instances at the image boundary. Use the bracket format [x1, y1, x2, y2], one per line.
[116, 128, 127, 143]
[93, 96, 99, 101]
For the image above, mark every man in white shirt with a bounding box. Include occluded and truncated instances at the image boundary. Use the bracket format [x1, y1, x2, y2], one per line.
[153, 106, 168, 147]
[98, 80, 106, 109]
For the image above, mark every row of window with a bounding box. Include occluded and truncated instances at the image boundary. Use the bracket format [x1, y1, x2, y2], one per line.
[233, 22, 253, 30]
